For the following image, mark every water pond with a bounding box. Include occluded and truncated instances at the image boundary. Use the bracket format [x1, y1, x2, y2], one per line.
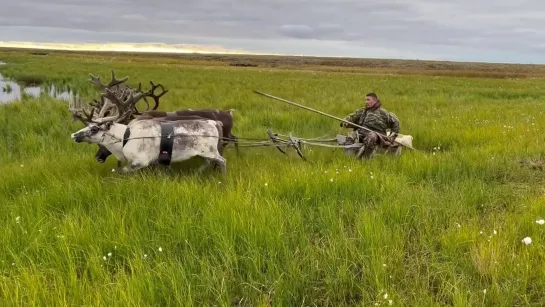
[1, 71, 80, 104]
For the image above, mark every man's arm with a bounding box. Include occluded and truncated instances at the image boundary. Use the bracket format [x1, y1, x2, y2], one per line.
[387, 112, 400, 137]
[340, 109, 362, 128]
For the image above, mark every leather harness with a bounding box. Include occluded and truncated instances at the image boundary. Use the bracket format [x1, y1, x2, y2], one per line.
[122, 129, 130, 147]
[121, 122, 176, 166]
[158, 122, 175, 165]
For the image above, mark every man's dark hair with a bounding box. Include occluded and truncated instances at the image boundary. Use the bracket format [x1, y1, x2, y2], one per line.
[365, 92, 378, 99]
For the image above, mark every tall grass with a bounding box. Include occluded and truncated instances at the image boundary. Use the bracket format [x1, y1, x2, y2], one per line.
[1, 51, 545, 306]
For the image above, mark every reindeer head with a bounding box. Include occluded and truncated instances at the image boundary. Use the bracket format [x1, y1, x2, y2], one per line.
[71, 122, 111, 144]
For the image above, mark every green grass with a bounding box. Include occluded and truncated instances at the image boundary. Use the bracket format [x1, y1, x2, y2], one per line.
[1, 51, 545, 306]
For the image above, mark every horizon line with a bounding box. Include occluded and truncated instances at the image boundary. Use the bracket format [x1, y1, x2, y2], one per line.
[0, 40, 542, 66]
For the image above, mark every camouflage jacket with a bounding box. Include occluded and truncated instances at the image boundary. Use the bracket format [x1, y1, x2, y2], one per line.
[342, 102, 400, 135]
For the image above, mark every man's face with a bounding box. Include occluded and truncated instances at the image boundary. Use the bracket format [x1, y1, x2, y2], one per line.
[365, 96, 377, 108]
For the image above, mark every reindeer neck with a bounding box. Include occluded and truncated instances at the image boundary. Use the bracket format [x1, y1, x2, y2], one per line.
[102, 123, 129, 161]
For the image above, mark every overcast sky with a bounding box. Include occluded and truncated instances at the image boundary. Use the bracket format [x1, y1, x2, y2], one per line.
[1, 0, 545, 63]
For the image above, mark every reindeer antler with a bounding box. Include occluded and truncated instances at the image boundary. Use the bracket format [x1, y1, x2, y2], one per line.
[69, 98, 99, 125]
[148, 81, 168, 110]
[79, 71, 168, 124]
[88, 70, 131, 118]
[133, 80, 169, 114]
[96, 87, 151, 124]
[88, 70, 129, 90]
[131, 82, 150, 115]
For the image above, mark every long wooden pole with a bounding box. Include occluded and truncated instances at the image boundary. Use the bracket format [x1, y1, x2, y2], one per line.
[253, 90, 415, 150]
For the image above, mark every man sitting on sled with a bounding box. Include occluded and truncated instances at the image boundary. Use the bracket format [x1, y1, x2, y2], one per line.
[339, 92, 401, 158]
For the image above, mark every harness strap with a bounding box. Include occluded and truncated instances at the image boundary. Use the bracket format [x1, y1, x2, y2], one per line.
[122, 128, 131, 147]
[158, 122, 175, 166]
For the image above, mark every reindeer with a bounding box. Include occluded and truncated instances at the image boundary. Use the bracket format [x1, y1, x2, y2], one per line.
[70, 86, 227, 174]
[87, 74, 239, 164]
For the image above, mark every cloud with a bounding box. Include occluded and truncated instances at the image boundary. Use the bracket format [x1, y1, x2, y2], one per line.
[278, 25, 315, 39]
[1, 0, 544, 63]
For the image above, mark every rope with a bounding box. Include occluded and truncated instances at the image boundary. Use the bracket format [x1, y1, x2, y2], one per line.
[94, 130, 363, 152]
[98, 132, 287, 147]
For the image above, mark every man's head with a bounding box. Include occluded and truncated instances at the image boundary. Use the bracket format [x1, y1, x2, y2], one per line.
[365, 92, 379, 108]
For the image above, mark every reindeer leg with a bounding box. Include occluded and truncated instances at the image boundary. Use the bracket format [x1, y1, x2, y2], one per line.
[196, 159, 213, 173]
[198, 151, 227, 175]
[227, 133, 240, 155]
[119, 162, 147, 174]
[209, 155, 227, 175]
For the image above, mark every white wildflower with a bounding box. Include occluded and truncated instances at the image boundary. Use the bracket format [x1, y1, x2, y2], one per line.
[143, 254, 148, 259]
[493, 229, 497, 235]
[349, 169, 352, 172]
[158, 247, 163, 252]
[522, 237, 532, 245]
[112, 168, 115, 172]
[483, 289, 487, 295]
[384, 293, 388, 299]
[389, 300, 393, 305]
[15, 216, 20, 223]
[536, 219, 545, 225]
[330, 178, 334, 182]
[103, 256, 107, 260]
[456, 223, 461, 228]
[108, 252, 112, 257]
[264, 183, 268, 186]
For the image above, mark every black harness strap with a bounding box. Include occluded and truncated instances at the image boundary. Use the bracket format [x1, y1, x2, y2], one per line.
[158, 122, 175, 166]
[122, 128, 131, 147]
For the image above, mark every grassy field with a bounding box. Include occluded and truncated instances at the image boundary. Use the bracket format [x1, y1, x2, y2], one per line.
[1, 49, 545, 306]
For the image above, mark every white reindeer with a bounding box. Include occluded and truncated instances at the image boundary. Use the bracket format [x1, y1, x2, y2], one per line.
[70, 87, 226, 174]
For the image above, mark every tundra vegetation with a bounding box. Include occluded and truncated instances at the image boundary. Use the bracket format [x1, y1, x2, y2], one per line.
[1, 49, 545, 306]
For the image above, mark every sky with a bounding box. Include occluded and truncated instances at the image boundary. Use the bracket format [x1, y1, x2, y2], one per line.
[1, 0, 545, 64]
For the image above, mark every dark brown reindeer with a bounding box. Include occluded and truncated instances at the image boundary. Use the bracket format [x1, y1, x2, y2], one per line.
[131, 84, 239, 154]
